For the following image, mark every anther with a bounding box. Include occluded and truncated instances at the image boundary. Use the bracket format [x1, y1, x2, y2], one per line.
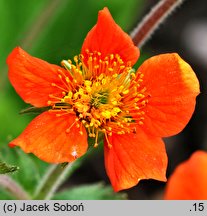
[138, 121, 144, 125]
[79, 131, 83, 135]
[65, 77, 70, 83]
[112, 73, 118, 78]
[89, 133, 94, 137]
[61, 60, 72, 70]
[123, 89, 129, 94]
[105, 132, 112, 149]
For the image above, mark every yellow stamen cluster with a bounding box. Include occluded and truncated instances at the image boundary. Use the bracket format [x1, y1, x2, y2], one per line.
[48, 51, 149, 148]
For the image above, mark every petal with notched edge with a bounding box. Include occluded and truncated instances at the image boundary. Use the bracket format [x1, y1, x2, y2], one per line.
[81, 7, 139, 66]
[104, 130, 167, 192]
[9, 111, 88, 163]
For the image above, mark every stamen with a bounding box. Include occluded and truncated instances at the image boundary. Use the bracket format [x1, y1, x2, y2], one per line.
[105, 132, 112, 149]
[66, 118, 79, 133]
[94, 130, 99, 148]
[51, 83, 68, 92]
[79, 123, 83, 135]
[61, 60, 72, 70]
[48, 51, 149, 147]
[55, 112, 71, 117]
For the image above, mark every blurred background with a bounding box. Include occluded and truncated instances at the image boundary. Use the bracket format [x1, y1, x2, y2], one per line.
[0, 0, 206, 199]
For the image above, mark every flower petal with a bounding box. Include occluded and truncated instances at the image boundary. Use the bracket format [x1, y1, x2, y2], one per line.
[138, 53, 200, 137]
[81, 7, 139, 65]
[9, 111, 88, 163]
[165, 151, 207, 200]
[104, 130, 167, 191]
[7, 47, 67, 107]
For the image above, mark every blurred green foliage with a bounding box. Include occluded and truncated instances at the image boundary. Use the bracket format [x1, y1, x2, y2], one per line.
[0, 0, 145, 199]
[53, 183, 127, 200]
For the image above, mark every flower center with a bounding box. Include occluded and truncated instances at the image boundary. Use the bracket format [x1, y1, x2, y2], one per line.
[48, 51, 149, 147]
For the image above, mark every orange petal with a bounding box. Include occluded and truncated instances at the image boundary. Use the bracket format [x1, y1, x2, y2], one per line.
[137, 53, 200, 137]
[104, 130, 167, 191]
[7, 47, 67, 107]
[81, 7, 139, 65]
[9, 111, 88, 163]
[165, 151, 207, 200]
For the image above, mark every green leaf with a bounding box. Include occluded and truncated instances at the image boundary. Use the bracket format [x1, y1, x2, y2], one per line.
[52, 183, 127, 200]
[0, 146, 48, 195]
[0, 161, 19, 174]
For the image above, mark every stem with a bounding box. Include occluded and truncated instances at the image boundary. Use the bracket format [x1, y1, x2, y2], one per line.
[20, 0, 68, 49]
[130, 0, 186, 48]
[0, 175, 30, 200]
[34, 161, 81, 200]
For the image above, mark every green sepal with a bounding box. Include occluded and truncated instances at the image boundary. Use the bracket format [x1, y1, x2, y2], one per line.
[61, 162, 69, 168]
[19, 106, 52, 115]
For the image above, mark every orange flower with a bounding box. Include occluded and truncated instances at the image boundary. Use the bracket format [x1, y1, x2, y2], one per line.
[165, 151, 207, 200]
[7, 7, 199, 191]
